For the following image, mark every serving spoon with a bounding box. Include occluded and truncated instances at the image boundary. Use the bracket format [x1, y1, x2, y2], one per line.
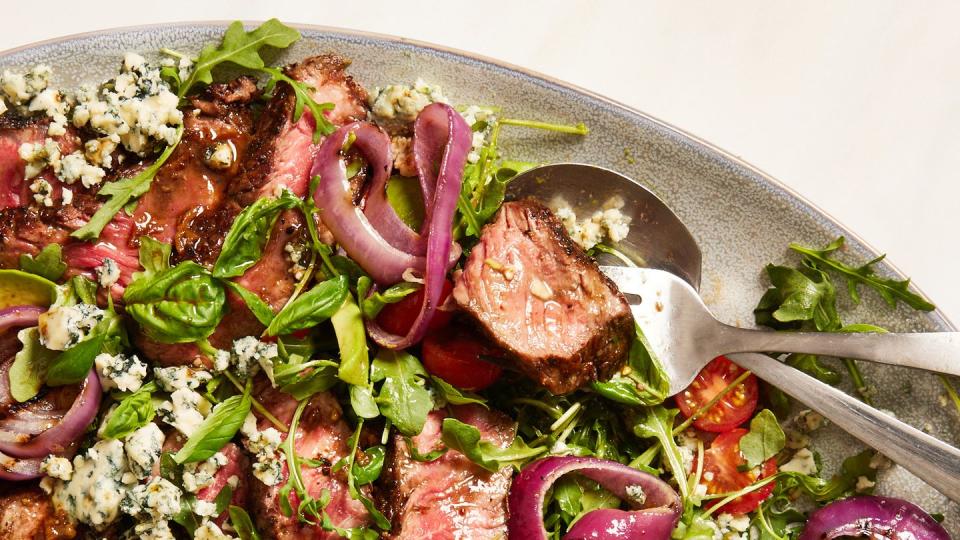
[507, 163, 960, 502]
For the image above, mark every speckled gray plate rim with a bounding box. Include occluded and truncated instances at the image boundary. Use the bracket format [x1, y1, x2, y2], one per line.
[2, 21, 958, 527]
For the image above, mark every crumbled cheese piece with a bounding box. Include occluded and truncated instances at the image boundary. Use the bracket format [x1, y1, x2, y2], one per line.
[624, 484, 646, 505]
[95, 353, 148, 392]
[284, 241, 309, 280]
[369, 79, 447, 131]
[0, 65, 51, 106]
[855, 475, 876, 493]
[61, 187, 73, 205]
[214, 349, 231, 372]
[41, 455, 73, 481]
[18, 138, 61, 180]
[779, 448, 818, 475]
[549, 196, 632, 250]
[59, 150, 106, 188]
[677, 430, 699, 475]
[193, 500, 218, 517]
[221, 336, 278, 380]
[159, 388, 211, 437]
[52, 439, 129, 530]
[784, 428, 810, 450]
[38, 303, 105, 350]
[241, 412, 284, 487]
[121, 476, 181, 520]
[390, 136, 417, 176]
[204, 141, 236, 170]
[153, 365, 213, 392]
[183, 452, 227, 493]
[795, 410, 825, 432]
[29, 178, 54, 207]
[95, 258, 120, 288]
[133, 519, 176, 540]
[194, 520, 236, 540]
[869, 452, 893, 471]
[459, 105, 497, 163]
[84, 135, 119, 168]
[124, 423, 164, 479]
[718, 512, 751, 533]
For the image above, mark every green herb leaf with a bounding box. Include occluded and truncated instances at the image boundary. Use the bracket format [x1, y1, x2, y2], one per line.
[100, 382, 157, 439]
[172, 494, 200, 535]
[349, 384, 380, 419]
[357, 277, 419, 320]
[591, 324, 669, 406]
[19, 244, 66, 281]
[213, 484, 234, 514]
[45, 332, 105, 386]
[159, 451, 183, 483]
[71, 131, 182, 241]
[265, 275, 349, 336]
[332, 293, 369, 386]
[174, 385, 252, 464]
[779, 449, 876, 501]
[430, 376, 487, 407]
[739, 409, 786, 468]
[229, 505, 262, 540]
[213, 191, 301, 278]
[136, 236, 172, 280]
[275, 358, 339, 401]
[441, 418, 546, 473]
[259, 67, 336, 142]
[371, 350, 433, 435]
[630, 406, 689, 501]
[405, 437, 447, 462]
[124, 261, 226, 343]
[785, 354, 841, 385]
[179, 19, 301, 98]
[386, 175, 425, 230]
[352, 445, 385, 486]
[222, 280, 275, 327]
[790, 237, 935, 311]
[754, 264, 841, 331]
[9, 327, 58, 402]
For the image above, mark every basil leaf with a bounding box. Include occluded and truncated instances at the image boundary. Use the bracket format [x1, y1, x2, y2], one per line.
[349, 384, 380, 419]
[739, 409, 785, 468]
[172, 493, 200, 535]
[353, 445, 385, 486]
[332, 293, 369, 386]
[591, 324, 669, 406]
[357, 277, 420, 320]
[229, 505, 262, 540]
[790, 236, 935, 311]
[174, 386, 251, 464]
[441, 418, 545, 473]
[19, 244, 66, 281]
[136, 236, 172, 280]
[45, 332, 105, 386]
[160, 452, 183, 483]
[265, 275, 348, 336]
[9, 327, 58, 402]
[100, 381, 157, 439]
[274, 356, 338, 401]
[179, 19, 301, 98]
[222, 280, 275, 326]
[430, 376, 487, 407]
[371, 350, 432, 435]
[213, 191, 301, 278]
[124, 261, 226, 343]
[72, 132, 182, 241]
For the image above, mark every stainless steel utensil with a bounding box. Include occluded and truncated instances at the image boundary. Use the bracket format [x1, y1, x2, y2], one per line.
[508, 163, 960, 501]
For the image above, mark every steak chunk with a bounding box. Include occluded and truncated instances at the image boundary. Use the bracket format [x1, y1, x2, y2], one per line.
[0, 484, 76, 540]
[453, 200, 634, 394]
[379, 406, 515, 539]
[249, 386, 370, 539]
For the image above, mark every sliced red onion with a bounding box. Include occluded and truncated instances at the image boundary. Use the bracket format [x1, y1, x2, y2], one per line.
[0, 451, 43, 480]
[799, 495, 949, 540]
[508, 456, 682, 540]
[0, 305, 45, 334]
[0, 368, 101, 459]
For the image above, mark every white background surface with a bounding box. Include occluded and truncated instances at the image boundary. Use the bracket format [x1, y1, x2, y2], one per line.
[3, 1, 957, 320]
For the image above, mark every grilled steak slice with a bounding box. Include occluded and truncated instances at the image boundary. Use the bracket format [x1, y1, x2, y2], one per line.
[0, 484, 76, 540]
[379, 405, 514, 539]
[453, 200, 634, 394]
[250, 386, 370, 538]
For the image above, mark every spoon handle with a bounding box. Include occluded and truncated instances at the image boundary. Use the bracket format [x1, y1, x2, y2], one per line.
[727, 352, 960, 502]
[717, 327, 960, 377]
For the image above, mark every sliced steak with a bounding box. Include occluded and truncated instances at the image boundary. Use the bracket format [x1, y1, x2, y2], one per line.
[453, 200, 634, 394]
[0, 484, 77, 540]
[0, 115, 80, 211]
[379, 405, 515, 539]
[250, 386, 370, 539]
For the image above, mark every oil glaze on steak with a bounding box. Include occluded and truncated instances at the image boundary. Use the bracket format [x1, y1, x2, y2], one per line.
[453, 200, 634, 394]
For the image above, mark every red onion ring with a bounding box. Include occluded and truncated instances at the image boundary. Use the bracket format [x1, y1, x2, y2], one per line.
[0, 305, 45, 334]
[0, 451, 43, 480]
[799, 495, 949, 540]
[0, 368, 101, 459]
[508, 456, 682, 540]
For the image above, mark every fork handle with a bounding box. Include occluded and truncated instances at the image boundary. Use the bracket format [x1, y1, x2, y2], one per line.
[716, 326, 960, 377]
[727, 353, 960, 502]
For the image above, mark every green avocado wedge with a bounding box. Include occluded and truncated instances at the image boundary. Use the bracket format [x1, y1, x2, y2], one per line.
[0, 269, 58, 309]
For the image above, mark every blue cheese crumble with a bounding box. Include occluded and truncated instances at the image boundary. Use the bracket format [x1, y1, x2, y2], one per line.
[121, 476, 181, 520]
[218, 336, 278, 381]
[183, 452, 227, 493]
[95, 258, 121, 288]
[41, 455, 73, 481]
[159, 388, 211, 437]
[38, 303, 105, 351]
[154, 365, 213, 392]
[550, 195, 632, 251]
[51, 439, 129, 530]
[241, 412, 284, 486]
[95, 352, 148, 392]
[124, 423, 164, 479]
[194, 520, 236, 540]
[369, 78, 447, 132]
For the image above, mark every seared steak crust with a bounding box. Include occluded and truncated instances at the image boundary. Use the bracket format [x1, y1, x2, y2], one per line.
[379, 406, 514, 539]
[0, 484, 76, 540]
[453, 200, 634, 394]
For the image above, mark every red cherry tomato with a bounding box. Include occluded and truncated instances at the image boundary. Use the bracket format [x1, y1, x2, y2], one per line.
[421, 327, 503, 391]
[376, 280, 454, 336]
[676, 355, 758, 432]
[697, 428, 777, 514]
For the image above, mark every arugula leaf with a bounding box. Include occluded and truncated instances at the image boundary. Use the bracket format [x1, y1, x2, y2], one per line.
[8, 327, 58, 402]
[124, 261, 226, 343]
[259, 67, 336, 142]
[405, 437, 447, 462]
[222, 280, 275, 327]
[779, 449, 876, 501]
[349, 384, 380, 419]
[739, 409, 786, 468]
[19, 244, 66, 281]
[630, 406, 688, 501]
[784, 353, 841, 385]
[174, 385, 252, 464]
[178, 19, 301, 98]
[45, 332, 105, 386]
[755, 264, 841, 331]
[430, 376, 487, 407]
[356, 277, 419, 320]
[275, 359, 339, 401]
[229, 505, 262, 540]
[790, 237, 935, 311]
[441, 418, 546, 473]
[371, 350, 433, 435]
[352, 445, 385, 486]
[71, 131, 182, 241]
[333, 293, 369, 386]
[591, 324, 669, 406]
[213, 191, 301, 278]
[100, 381, 157, 439]
[265, 275, 349, 336]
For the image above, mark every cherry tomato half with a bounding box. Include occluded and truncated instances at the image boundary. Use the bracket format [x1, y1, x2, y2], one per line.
[697, 428, 777, 514]
[676, 355, 758, 432]
[421, 327, 503, 391]
[376, 280, 454, 336]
